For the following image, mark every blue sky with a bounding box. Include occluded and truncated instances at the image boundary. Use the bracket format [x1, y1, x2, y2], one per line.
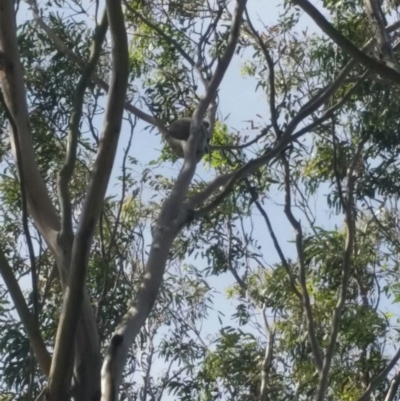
[11, 0, 398, 397]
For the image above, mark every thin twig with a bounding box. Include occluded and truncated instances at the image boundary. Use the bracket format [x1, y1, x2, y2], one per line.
[282, 156, 323, 371]
[0, 248, 51, 375]
[358, 348, 400, 401]
[0, 88, 40, 390]
[314, 137, 368, 401]
[292, 0, 400, 85]
[247, 181, 302, 299]
[244, 8, 281, 137]
[57, 9, 108, 240]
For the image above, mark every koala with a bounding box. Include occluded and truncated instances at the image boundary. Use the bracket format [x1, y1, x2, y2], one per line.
[165, 117, 211, 162]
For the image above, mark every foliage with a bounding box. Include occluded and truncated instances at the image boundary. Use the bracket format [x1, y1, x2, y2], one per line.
[2, 0, 400, 400]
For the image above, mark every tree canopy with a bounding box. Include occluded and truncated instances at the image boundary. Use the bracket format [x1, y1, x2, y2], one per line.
[2, 0, 400, 400]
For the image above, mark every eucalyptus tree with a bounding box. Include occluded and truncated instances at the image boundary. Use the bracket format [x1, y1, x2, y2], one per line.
[2, 0, 400, 401]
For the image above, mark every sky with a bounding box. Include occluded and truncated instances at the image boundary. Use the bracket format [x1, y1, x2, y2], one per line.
[103, 0, 351, 390]
[7, 0, 399, 398]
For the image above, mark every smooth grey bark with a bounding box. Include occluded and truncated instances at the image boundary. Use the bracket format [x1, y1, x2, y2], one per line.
[0, 1, 102, 399]
[47, 0, 129, 399]
[100, 1, 248, 399]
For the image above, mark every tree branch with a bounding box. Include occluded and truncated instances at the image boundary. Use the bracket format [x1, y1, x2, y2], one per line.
[1, 3, 103, 399]
[0, 248, 51, 376]
[100, 2, 248, 399]
[123, 1, 197, 70]
[190, 64, 365, 219]
[260, 325, 275, 401]
[358, 348, 400, 401]
[211, 126, 271, 151]
[384, 371, 400, 401]
[314, 138, 367, 401]
[0, 85, 41, 392]
[363, 0, 397, 70]
[57, 9, 108, 241]
[282, 157, 323, 372]
[291, 0, 400, 85]
[248, 182, 302, 300]
[189, 35, 372, 218]
[0, 1, 61, 255]
[194, 0, 248, 121]
[191, 129, 303, 218]
[0, 86, 39, 316]
[293, 69, 369, 137]
[23, 0, 163, 131]
[47, 1, 129, 399]
[244, 9, 281, 136]
[225, 221, 275, 401]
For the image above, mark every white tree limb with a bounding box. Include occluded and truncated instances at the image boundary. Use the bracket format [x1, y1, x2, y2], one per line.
[46, 0, 130, 399]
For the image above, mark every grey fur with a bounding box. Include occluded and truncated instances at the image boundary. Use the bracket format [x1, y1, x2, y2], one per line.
[165, 117, 211, 161]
